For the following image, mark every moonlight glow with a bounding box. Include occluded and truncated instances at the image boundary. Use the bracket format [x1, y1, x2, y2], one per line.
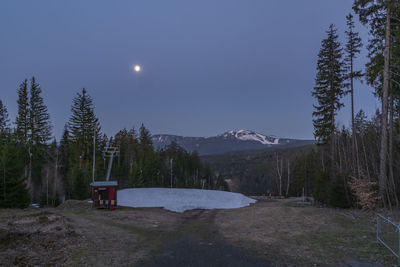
[134, 65, 141, 72]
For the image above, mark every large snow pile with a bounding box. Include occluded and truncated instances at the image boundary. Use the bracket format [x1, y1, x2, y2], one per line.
[117, 188, 256, 213]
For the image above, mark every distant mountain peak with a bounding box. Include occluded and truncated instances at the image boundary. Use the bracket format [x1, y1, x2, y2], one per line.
[219, 129, 279, 145]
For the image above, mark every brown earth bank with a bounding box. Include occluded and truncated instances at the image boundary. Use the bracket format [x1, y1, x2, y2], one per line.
[0, 198, 395, 266]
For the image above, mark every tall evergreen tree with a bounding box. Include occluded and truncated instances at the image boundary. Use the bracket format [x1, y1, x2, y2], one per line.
[68, 88, 100, 159]
[139, 123, 153, 149]
[67, 88, 101, 199]
[0, 100, 10, 137]
[312, 24, 346, 149]
[345, 13, 363, 177]
[59, 125, 71, 197]
[29, 77, 52, 145]
[15, 79, 29, 145]
[0, 137, 30, 208]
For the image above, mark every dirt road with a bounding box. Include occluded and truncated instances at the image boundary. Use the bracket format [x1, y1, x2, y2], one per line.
[139, 210, 273, 267]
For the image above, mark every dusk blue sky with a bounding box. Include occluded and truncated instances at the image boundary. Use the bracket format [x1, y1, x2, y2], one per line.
[0, 1, 378, 140]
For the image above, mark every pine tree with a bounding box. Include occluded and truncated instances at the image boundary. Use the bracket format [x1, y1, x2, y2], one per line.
[68, 88, 100, 159]
[353, 0, 387, 93]
[15, 79, 29, 145]
[312, 24, 346, 148]
[345, 13, 363, 177]
[67, 88, 101, 199]
[139, 123, 153, 149]
[0, 137, 30, 208]
[29, 77, 52, 145]
[0, 100, 10, 137]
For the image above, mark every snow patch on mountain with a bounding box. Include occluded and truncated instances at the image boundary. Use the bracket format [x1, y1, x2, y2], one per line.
[220, 130, 279, 145]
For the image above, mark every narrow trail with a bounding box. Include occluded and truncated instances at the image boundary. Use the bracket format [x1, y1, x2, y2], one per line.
[139, 209, 273, 267]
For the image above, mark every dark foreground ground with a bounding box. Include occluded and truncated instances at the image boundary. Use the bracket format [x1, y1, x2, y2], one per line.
[139, 210, 272, 267]
[0, 198, 395, 266]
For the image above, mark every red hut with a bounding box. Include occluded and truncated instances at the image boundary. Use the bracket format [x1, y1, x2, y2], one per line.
[90, 181, 118, 211]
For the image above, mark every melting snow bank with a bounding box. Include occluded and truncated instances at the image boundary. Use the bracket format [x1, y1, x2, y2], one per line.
[117, 188, 256, 213]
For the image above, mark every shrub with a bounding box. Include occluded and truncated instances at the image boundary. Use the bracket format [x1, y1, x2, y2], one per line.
[348, 176, 378, 210]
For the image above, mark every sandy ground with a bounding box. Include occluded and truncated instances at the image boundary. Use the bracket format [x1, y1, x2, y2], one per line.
[0, 198, 395, 266]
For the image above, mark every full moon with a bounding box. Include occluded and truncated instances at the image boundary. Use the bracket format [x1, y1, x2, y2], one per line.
[134, 65, 141, 72]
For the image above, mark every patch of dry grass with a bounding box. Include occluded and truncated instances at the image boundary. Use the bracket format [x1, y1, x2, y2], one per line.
[214, 198, 395, 266]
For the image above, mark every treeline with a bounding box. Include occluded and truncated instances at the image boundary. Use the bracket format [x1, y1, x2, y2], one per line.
[302, 1, 400, 209]
[203, 145, 316, 197]
[0, 79, 225, 208]
[207, 1, 400, 210]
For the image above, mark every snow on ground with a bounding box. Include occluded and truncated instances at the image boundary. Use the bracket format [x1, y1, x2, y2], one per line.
[117, 188, 256, 213]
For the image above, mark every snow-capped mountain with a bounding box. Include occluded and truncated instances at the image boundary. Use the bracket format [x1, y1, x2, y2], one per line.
[152, 130, 314, 155]
[219, 130, 279, 145]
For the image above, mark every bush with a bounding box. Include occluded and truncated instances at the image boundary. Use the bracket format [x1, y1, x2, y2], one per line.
[327, 179, 350, 208]
[313, 169, 328, 203]
[0, 177, 30, 209]
[72, 169, 89, 200]
[348, 176, 378, 210]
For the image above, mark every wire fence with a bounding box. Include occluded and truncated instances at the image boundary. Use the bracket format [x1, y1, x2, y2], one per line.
[377, 213, 400, 265]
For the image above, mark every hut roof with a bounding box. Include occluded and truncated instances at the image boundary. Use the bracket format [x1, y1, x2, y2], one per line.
[90, 181, 118, 187]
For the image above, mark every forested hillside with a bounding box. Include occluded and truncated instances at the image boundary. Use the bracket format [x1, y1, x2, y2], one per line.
[0, 81, 226, 208]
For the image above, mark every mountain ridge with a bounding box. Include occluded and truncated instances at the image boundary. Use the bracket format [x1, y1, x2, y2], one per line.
[152, 129, 315, 155]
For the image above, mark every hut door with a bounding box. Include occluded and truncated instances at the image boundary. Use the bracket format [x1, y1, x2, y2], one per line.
[109, 187, 115, 211]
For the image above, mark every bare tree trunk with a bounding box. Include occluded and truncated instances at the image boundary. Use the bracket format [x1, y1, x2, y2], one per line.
[389, 95, 399, 207]
[350, 51, 358, 178]
[360, 135, 371, 180]
[379, 4, 391, 207]
[46, 170, 49, 206]
[276, 153, 283, 196]
[338, 135, 343, 173]
[27, 148, 33, 200]
[280, 159, 283, 196]
[355, 133, 361, 179]
[286, 159, 290, 196]
[54, 151, 58, 202]
[331, 102, 335, 168]
[3, 163, 5, 201]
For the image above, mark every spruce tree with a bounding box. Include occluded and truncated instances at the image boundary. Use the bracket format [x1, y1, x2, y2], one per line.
[15, 79, 29, 145]
[25, 77, 52, 197]
[29, 77, 52, 145]
[345, 13, 363, 177]
[68, 88, 100, 159]
[139, 123, 153, 149]
[68, 88, 100, 199]
[0, 100, 10, 137]
[312, 24, 346, 147]
[353, 0, 387, 93]
[0, 137, 30, 208]
[345, 13, 363, 134]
